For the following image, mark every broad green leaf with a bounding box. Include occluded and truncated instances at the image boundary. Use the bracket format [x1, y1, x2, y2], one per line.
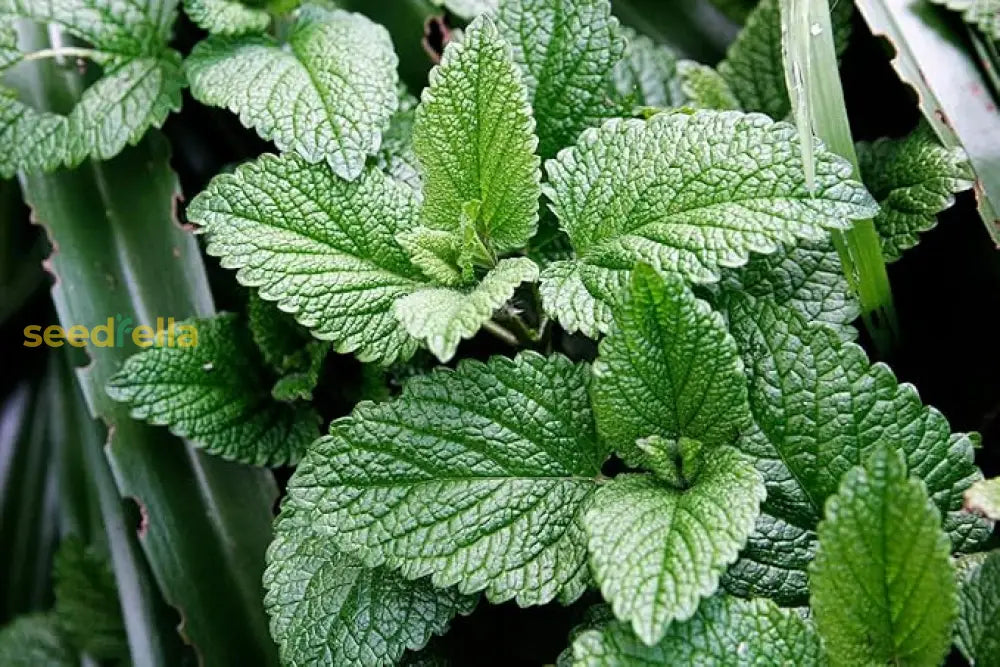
[183, 0, 271, 35]
[857, 125, 974, 261]
[955, 549, 1000, 666]
[0, 615, 74, 667]
[284, 352, 604, 605]
[264, 505, 477, 667]
[540, 110, 875, 336]
[676, 60, 741, 110]
[809, 447, 957, 667]
[431, 0, 497, 19]
[496, 0, 624, 157]
[592, 266, 750, 465]
[413, 16, 541, 253]
[965, 477, 1000, 520]
[185, 6, 398, 180]
[570, 595, 826, 666]
[396, 227, 469, 288]
[721, 512, 817, 605]
[53, 537, 127, 661]
[106, 313, 320, 466]
[929, 0, 1000, 38]
[378, 98, 421, 192]
[393, 257, 539, 362]
[187, 153, 426, 365]
[609, 27, 684, 110]
[556, 605, 614, 667]
[717, 0, 852, 119]
[583, 447, 765, 645]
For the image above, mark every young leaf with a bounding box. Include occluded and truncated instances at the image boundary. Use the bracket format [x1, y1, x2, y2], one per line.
[264, 506, 477, 667]
[247, 294, 329, 401]
[955, 549, 1000, 666]
[183, 0, 271, 36]
[570, 595, 825, 666]
[393, 257, 539, 362]
[676, 60, 741, 111]
[964, 476, 1000, 520]
[188, 154, 426, 364]
[284, 352, 604, 606]
[106, 313, 320, 466]
[185, 5, 398, 180]
[496, 0, 624, 158]
[857, 125, 974, 261]
[809, 446, 957, 667]
[0, 615, 74, 667]
[609, 28, 685, 109]
[53, 538, 127, 661]
[591, 266, 750, 465]
[270, 341, 326, 402]
[540, 110, 876, 336]
[413, 16, 541, 254]
[583, 447, 765, 645]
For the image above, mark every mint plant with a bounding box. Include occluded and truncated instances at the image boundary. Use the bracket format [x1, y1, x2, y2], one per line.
[1, 0, 999, 665]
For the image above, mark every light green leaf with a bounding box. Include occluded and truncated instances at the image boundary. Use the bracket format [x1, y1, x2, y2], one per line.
[188, 153, 426, 364]
[965, 476, 1000, 520]
[182, 0, 271, 35]
[396, 227, 468, 288]
[809, 446, 957, 667]
[413, 16, 541, 254]
[106, 313, 320, 466]
[431, 0, 497, 19]
[270, 340, 326, 402]
[284, 352, 604, 606]
[496, 0, 624, 158]
[540, 110, 875, 335]
[264, 505, 477, 667]
[393, 257, 539, 362]
[592, 266, 750, 466]
[583, 447, 765, 645]
[378, 97, 422, 192]
[0, 615, 74, 667]
[929, 0, 1000, 38]
[53, 537, 127, 661]
[185, 6, 398, 180]
[609, 27, 684, 110]
[570, 595, 826, 666]
[857, 124, 974, 261]
[955, 549, 1000, 666]
[676, 60, 741, 110]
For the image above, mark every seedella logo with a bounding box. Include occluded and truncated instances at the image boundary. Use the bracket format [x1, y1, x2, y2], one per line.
[24, 314, 198, 348]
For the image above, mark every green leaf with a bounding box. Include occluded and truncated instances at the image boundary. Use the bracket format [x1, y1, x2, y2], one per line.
[185, 6, 399, 180]
[609, 27, 684, 110]
[929, 0, 1000, 38]
[413, 16, 541, 254]
[188, 153, 426, 365]
[955, 549, 1000, 666]
[270, 340, 326, 402]
[676, 60, 741, 111]
[183, 0, 271, 35]
[431, 0, 497, 19]
[965, 476, 1000, 520]
[377, 97, 421, 192]
[0, 615, 74, 667]
[393, 257, 539, 362]
[106, 313, 320, 466]
[246, 293, 328, 401]
[496, 0, 624, 158]
[264, 505, 477, 667]
[591, 266, 750, 466]
[284, 352, 604, 605]
[809, 446, 957, 667]
[570, 595, 826, 666]
[396, 227, 469, 288]
[857, 124, 974, 261]
[583, 447, 765, 645]
[52, 537, 127, 661]
[540, 110, 875, 336]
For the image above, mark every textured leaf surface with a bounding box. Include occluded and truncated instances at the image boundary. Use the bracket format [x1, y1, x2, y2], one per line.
[106, 313, 319, 466]
[857, 125, 974, 261]
[0, 615, 74, 667]
[431, 0, 497, 18]
[677, 60, 740, 110]
[186, 6, 398, 180]
[592, 266, 750, 465]
[540, 110, 875, 335]
[955, 549, 1000, 666]
[965, 477, 1000, 520]
[930, 0, 1000, 38]
[571, 595, 826, 666]
[583, 448, 765, 645]
[284, 352, 604, 605]
[609, 28, 684, 109]
[53, 538, 127, 661]
[183, 0, 270, 35]
[188, 154, 425, 364]
[810, 447, 957, 667]
[378, 98, 421, 192]
[393, 257, 539, 362]
[413, 17, 540, 253]
[247, 293, 328, 401]
[264, 506, 476, 667]
[497, 0, 623, 157]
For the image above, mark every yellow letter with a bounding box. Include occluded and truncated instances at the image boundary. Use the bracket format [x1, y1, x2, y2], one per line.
[44, 325, 65, 347]
[66, 325, 88, 347]
[176, 325, 198, 348]
[92, 317, 114, 347]
[132, 325, 154, 347]
[23, 325, 42, 347]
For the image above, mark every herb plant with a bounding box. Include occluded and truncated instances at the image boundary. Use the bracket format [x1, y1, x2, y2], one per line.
[1, 0, 998, 665]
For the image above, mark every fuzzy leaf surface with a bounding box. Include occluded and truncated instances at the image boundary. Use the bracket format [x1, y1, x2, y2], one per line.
[413, 17, 541, 253]
[583, 447, 765, 645]
[540, 110, 875, 336]
[106, 313, 319, 466]
[284, 352, 604, 606]
[185, 6, 398, 180]
[182, 0, 270, 35]
[809, 447, 957, 667]
[955, 549, 1000, 666]
[677, 60, 740, 110]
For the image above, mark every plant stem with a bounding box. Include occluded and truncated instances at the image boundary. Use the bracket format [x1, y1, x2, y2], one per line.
[781, 0, 900, 356]
[482, 319, 520, 347]
[22, 46, 101, 63]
